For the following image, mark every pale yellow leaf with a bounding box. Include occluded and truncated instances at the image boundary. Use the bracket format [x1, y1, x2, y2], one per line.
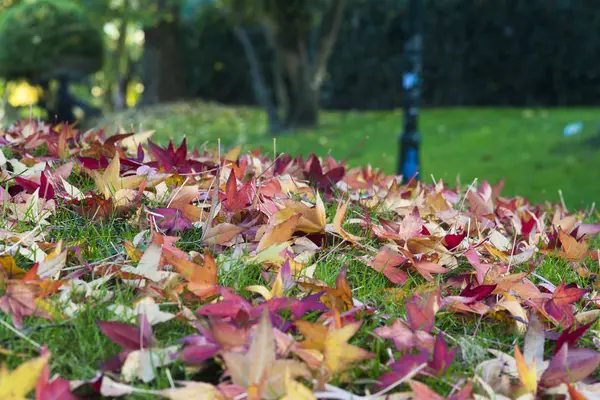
[0, 354, 48, 400]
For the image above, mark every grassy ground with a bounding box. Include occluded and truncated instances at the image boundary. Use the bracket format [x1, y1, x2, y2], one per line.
[1, 115, 599, 399]
[95, 102, 600, 208]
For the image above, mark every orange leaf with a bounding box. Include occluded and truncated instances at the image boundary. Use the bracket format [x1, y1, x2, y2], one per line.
[162, 248, 218, 299]
[332, 201, 363, 243]
[257, 213, 301, 252]
[558, 229, 589, 262]
[514, 345, 537, 394]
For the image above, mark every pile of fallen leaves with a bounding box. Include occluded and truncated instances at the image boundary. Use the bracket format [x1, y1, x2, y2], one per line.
[1, 121, 600, 399]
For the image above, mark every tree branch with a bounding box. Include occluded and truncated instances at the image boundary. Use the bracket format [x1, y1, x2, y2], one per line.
[311, 0, 347, 89]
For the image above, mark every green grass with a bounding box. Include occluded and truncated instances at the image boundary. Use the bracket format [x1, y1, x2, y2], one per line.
[94, 102, 600, 208]
[2, 191, 594, 398]
[1, 110, 599, 398]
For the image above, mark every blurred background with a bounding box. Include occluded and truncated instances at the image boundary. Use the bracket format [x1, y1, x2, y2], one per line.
[0, 0, 599, 207]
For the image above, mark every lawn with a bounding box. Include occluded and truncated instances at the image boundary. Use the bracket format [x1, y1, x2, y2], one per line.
[95, 102, 600, 208]
[0, 116, 599, 399]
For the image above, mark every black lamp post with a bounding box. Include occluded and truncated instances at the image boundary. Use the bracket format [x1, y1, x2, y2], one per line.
[398, 0, 423, 182]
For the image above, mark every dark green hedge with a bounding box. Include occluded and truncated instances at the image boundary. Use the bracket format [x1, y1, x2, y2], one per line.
[184, 0, 600, 109]
[0, 0, 104, 81]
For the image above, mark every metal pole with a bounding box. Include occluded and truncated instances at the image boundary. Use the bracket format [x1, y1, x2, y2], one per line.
[398, 0, 423, 182]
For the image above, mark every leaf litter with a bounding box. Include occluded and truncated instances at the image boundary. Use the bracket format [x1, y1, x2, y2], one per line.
[0, 121, 600, 399]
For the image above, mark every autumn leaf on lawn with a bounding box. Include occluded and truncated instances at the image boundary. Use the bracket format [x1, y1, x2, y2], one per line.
[122, 345, 179, 383]
[492, 294, 528, 334]
[330, 201, 363, 243]
[163, 247, 218, 298]
[36, 347, 77, 400]
[37, 241, 67, 280]
[92, 155, 145, 201]
[282, 369, 315, 400]
[257, 211, 301, 252]
[0, 354, 48, 400]
[245, 263, 285, 301]
[0, 255, 27, 280]
[202, 223, 246, 246]
[121, 242, 173, 282]
[222, 309, 310, 400]
[514, 345, 537, 395]
[295, 319, 374, 376]
[558, 229, 589, 262]
[0, 281, 50, 329]
[409, 380, 473, 400]
[368, 245, 409, 285]
[160, 381, 225, 400]
[279, 192, 327, 233]
[298, 266, 353, 312]
[544, 282, 589, 327]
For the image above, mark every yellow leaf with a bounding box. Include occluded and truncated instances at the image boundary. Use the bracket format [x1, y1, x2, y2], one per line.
[282, 369, 316, 400]
[514, 345, 537, 394]
[120, 130, 155, 154]
[222, 310, 309, 399]
[225, 145, 241, 161]
[160, 381, 223, 400]
[257, 213, 301, 253]
[0, 354, 49, 400]
[493, 294, 528, 334]
[280, 193, 327, 233]
[324, 322, 373, 374]
[92, 156, 145, 200]
[0, 255, 27, 280]
[296, 320, 373, 375]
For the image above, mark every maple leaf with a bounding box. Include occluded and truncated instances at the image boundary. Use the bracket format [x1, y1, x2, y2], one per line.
[159, 381, 225, 400]
[0, 255, 27, 280]
[257, 211, 301, 252]
[409, 380, 472, 400]
[279, 193, 326, 233]
[121, 242, 174, 282]
[298, 266, 353, 312]
[35, 348, 77, 400]
[368, 245, 409, 284]
[147, 138, 205, 173]
[222, 169, 256, 213]
[557, 229, 589, 262]
[428, 335, 457, 376]
[330, 201, 363, 243]
[514, 345, 537, 395]
[295, 319, 373, 376]
[304, 153, 345, 191]
[465, 245, 491, 285]
[245, 264, 286, 301]
[162, 248, 218, 299]
[0, 281, 50, 328]
[0, 354, 49, 400]
[150, 208, 193, 233]
[544, 282, 589, 327]
[374, 352, 427, 390]
[91, 155, 145, 201]
[222, 310, 310, 400]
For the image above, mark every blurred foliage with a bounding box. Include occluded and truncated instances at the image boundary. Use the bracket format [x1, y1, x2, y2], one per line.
[182, 0, 600, 109]
[6, 81, 43, 107]
[0, 0, 104, 81]
[93, 101, 600, 207]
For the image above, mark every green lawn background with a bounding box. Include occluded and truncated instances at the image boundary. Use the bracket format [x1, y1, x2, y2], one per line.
[95, 103, 600, 208]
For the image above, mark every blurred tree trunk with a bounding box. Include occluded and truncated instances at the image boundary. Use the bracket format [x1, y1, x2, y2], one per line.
[232, 23, 281, 134]
[139, 0, 188, 106]
[267, 0, 346, 129]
